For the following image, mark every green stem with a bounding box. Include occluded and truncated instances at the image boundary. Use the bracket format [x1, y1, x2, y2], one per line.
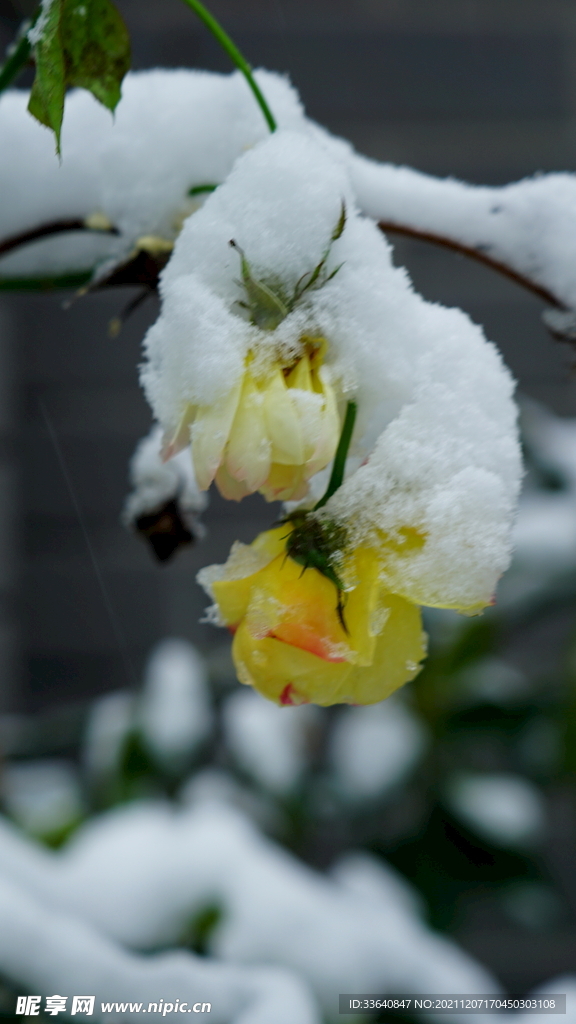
[179, 0, 276, 133]
[188, 183, 218, 196]
[314, 401, 357, 511]
[0, 270, 92, 291]
[0, 24, 32, 96]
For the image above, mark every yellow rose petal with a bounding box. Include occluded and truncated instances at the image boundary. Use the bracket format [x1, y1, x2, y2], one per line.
[233, 620, 354, 706]
[259, 463, 309, 502]
[349, 593, 427, 705]
[245, 553, 352, 662]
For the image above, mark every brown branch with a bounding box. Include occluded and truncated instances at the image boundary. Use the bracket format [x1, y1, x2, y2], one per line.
[378, 220, 566, 311]
[0, 219, 119, 260]
[86, 248, 171, 292]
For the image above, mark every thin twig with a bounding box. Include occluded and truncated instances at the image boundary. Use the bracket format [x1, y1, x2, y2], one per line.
[0, 219, 119, 260]
[378, 220, 566, 310]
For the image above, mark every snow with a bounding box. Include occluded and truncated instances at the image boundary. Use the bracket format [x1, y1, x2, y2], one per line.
[2, 69, 576, 324]
[123, 424, 207, 528]
[326, 326, 521, 610]
[0, 798, 497, 1020]
[348, 154, 576, 311]
[328, 697, 428, 801]
[142, 129, 520, 611]
[445, 772, 545, 848]
[138, 639, 212, 770]
[330, 850, 426, 921]
[141, 130, 353, 428]
[27, 0, 55, 47]
[0, 871, 317, 1024]
[1, 759, 83, 838]
[222, 689, 317, 795]
[83, 690, 135, 784]
[83, 641, 213, 781]
[0, 69, 307, 278]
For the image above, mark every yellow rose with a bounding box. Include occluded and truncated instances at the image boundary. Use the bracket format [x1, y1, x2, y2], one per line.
[164, 339, 340, 504]
[199, 525, 427, 707]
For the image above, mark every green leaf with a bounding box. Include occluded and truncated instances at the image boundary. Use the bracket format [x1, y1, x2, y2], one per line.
[27, 0, 131, 152]
[331, 200, 347, 242]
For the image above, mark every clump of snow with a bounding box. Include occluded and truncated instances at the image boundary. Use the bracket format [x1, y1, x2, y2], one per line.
[328, 697, 427, 801]
[222, 689, 317, 795]
[138, 639, 212, 770]
[0, 69, 307, 277]
[347, 153, 576, 312]
[0, 799, 496, 1018]
[326, 313, 521, 610]
[1, 760, 83, 838]
[0, 872, 318, 1024]
[4, 68, 576, 323]
[143, 129, 520, 614]
[141, 130, 354, 432]
[123, 425, 207, 528]
[457, 657, 529, 706]
[83, 690, 135, 784]
[445, 772, 545, 848]
[330, 850, 426, 921]
[26, 0, 55, 46]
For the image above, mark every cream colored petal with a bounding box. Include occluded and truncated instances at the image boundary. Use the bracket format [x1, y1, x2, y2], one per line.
[285, 351, 313, 392]
[225, 371, 271, 492]
[310, 372, 340, 466]
[191, 379, 242, 490]
[263, 368, 305, 466]
[289, 388, 326, 462]
[162, 403, 197, 461]
[259, 463, 309, 502]
[215, 463, 252, 501]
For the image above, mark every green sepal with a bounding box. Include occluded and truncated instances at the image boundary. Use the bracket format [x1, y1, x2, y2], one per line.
[282, 511, 350, 631]
[230, 203, 347, 332]
[27, 0, 131, 153]
[230, 239, 289, 330]
[293, 202, 346, 304]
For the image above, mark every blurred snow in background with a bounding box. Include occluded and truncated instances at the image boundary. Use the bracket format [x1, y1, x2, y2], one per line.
[328, 697, 428, 801]
[1, 400, 576, 1021]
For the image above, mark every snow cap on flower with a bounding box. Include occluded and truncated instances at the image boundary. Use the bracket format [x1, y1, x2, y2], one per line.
[325, 315, 522, 611]
[141, 129, 353, 422]
[141, 130, 358, 501]
[144, 127, 521, 606]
